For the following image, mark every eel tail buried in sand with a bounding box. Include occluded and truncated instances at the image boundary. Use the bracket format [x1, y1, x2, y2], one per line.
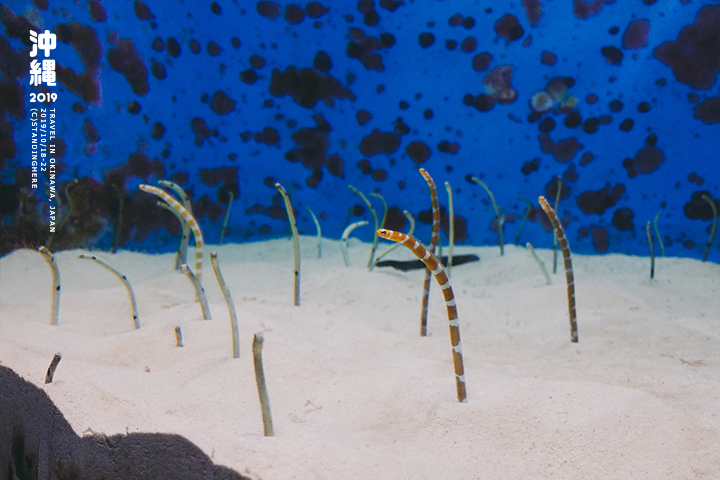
[419, 168, 440, 337]
[538, 196, 578, 343]
[377, 228, 466, 403]
[140, 184, 204, 282]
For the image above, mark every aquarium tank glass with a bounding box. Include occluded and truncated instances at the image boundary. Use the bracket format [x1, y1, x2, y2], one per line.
[0, 0, 718, 259]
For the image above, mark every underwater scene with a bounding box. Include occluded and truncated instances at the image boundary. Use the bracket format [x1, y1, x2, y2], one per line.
[0, 0, 718, 257]
[1, 1, 720, 479]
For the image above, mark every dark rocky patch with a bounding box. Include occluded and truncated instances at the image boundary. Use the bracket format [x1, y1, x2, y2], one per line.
[437, 140, 459, 154]
[327, 154, 344, 177]
[151, 37, 164, 52]
[472, 52, 492, 72]
[538, 134, 582, 162]
[612, 207, 634, 231]
[577, 184, 626, 215]
[653, 6, 720, 90]
[285, 114, 331, 172]
[622, 19, 650, 49]
[252, 127, 280, 145]
[538, 117, 555, 133]
[0, 77, 24, 119]
[619, 118, 633, 131]
[544, 176, 570, 201]
[191, 117, 211, 139]
[269, 67, 355, 108]
[523, 0, 542, 26]
[151, 60, 166, 80]
[464, 93, 495, 112]
[356, 110, 372, 125]
[83, 118, 100, 143]
[522, 158, 540, 175]
[359, 129, 400, 156]
[461, 37, 477, 53]
[379, 0, 403, 12]
[257, 1, 282, 19]
[591, 226, 609, 253]
[56, 66, 101, 104]
[210, 91, 236, 115]
[166, 37, 180, 57]
[0, 6, 39, 45]
[346, 29, 387, 71]
[134, 1, 154, 20]
[623, 133, 664, 175]
[405, 141, 431, 165]
[285, 4, 305, 24]
[684, 190, 719, 220]
[608, 99, 623, 113]
[88, 1, 107, 21]
[240, 69, 258, 84]
[0, 36, 30, 79]
[601, 45, 623, 64]
[693, 97, 720, 124]
[541, 51, 556, 65]
[0, 117, 17, 166]
[418, 32, 434, 48]
[356, 159, 372, 175]
[564, 111, 582, 128]
[494, 14, 524, 43]
[151, 122, 165, 140]
[207, 41, 222, 56]
[306, 2, 329, 18]
[108, 39, 149, 95]
[54, 22, 103, 69]
[582, 117, 599, 134]
[200, 166, 238, 187]
[573, 0, 613, 19]
[250, 54, 266, 69]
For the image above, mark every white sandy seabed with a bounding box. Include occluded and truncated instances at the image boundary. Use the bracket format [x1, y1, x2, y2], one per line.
[0, 236, 719, 479]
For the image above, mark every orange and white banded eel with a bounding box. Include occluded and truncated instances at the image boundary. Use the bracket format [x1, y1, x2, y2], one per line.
[139, 184, 204, 282]
[419, 168, 440, 337]
[377, 228, 467, 403]
[538, 195, 578, 343]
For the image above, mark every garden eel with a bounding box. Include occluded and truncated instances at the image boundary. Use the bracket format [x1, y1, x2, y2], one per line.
[377, 228, 466, 403]
[419, 168, 440, 337]
[139, 184, 204, 282]
[538, 195, 578, 343]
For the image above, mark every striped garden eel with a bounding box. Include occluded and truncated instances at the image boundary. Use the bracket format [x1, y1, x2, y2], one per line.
[419, 168, 440, 337]
[377, 228, 467, 403]
[139, 184, 204, 282]
[538, 195, 578, 343]
[158, 180, 193, 268]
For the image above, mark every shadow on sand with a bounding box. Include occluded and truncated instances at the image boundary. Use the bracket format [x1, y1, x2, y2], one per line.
[0, 365, 251, 480]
